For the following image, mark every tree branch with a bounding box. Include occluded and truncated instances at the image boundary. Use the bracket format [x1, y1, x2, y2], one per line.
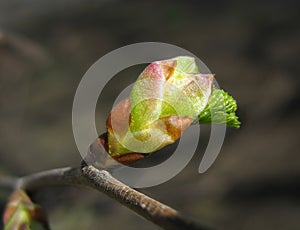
[0, 175, 17, 190]
[1, 165, 212, 230]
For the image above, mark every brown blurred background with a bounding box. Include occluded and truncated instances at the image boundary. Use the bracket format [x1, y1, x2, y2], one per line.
[0, 0, 299, 229]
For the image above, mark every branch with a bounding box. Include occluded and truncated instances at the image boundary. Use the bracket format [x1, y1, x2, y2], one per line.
[0, 175, 17, 190]
[0, 165, 212, 230]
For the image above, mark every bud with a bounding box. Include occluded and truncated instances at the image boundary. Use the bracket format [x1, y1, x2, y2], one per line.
[3, 190, 49, 230]
[106, 56, 214, 162]
[87, 56, 240, 168]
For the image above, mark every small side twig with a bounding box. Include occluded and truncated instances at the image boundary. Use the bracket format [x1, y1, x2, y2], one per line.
[0, 175, 17, 190]
[1, 165, 212, 230]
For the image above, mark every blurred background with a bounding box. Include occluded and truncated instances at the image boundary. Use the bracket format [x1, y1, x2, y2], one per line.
[0, 0, 299, 229]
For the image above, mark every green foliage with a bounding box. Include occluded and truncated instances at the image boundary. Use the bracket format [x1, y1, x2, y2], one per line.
[198, 89, 240, 128]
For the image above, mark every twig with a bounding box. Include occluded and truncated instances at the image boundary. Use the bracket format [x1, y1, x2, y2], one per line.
[0, 175, 17, 190]
[1, 165, 212, 230]
[16, 167, 84, 191]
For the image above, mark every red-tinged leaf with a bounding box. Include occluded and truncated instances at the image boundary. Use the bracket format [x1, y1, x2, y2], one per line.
[3, 190, 49, 230]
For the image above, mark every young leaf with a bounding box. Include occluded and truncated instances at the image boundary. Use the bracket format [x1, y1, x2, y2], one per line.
[3, 190, 49, 230]
[198, 89, 241, 128]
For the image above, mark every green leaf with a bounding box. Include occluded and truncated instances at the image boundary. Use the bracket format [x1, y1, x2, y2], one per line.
[198, 89, 241, 128]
